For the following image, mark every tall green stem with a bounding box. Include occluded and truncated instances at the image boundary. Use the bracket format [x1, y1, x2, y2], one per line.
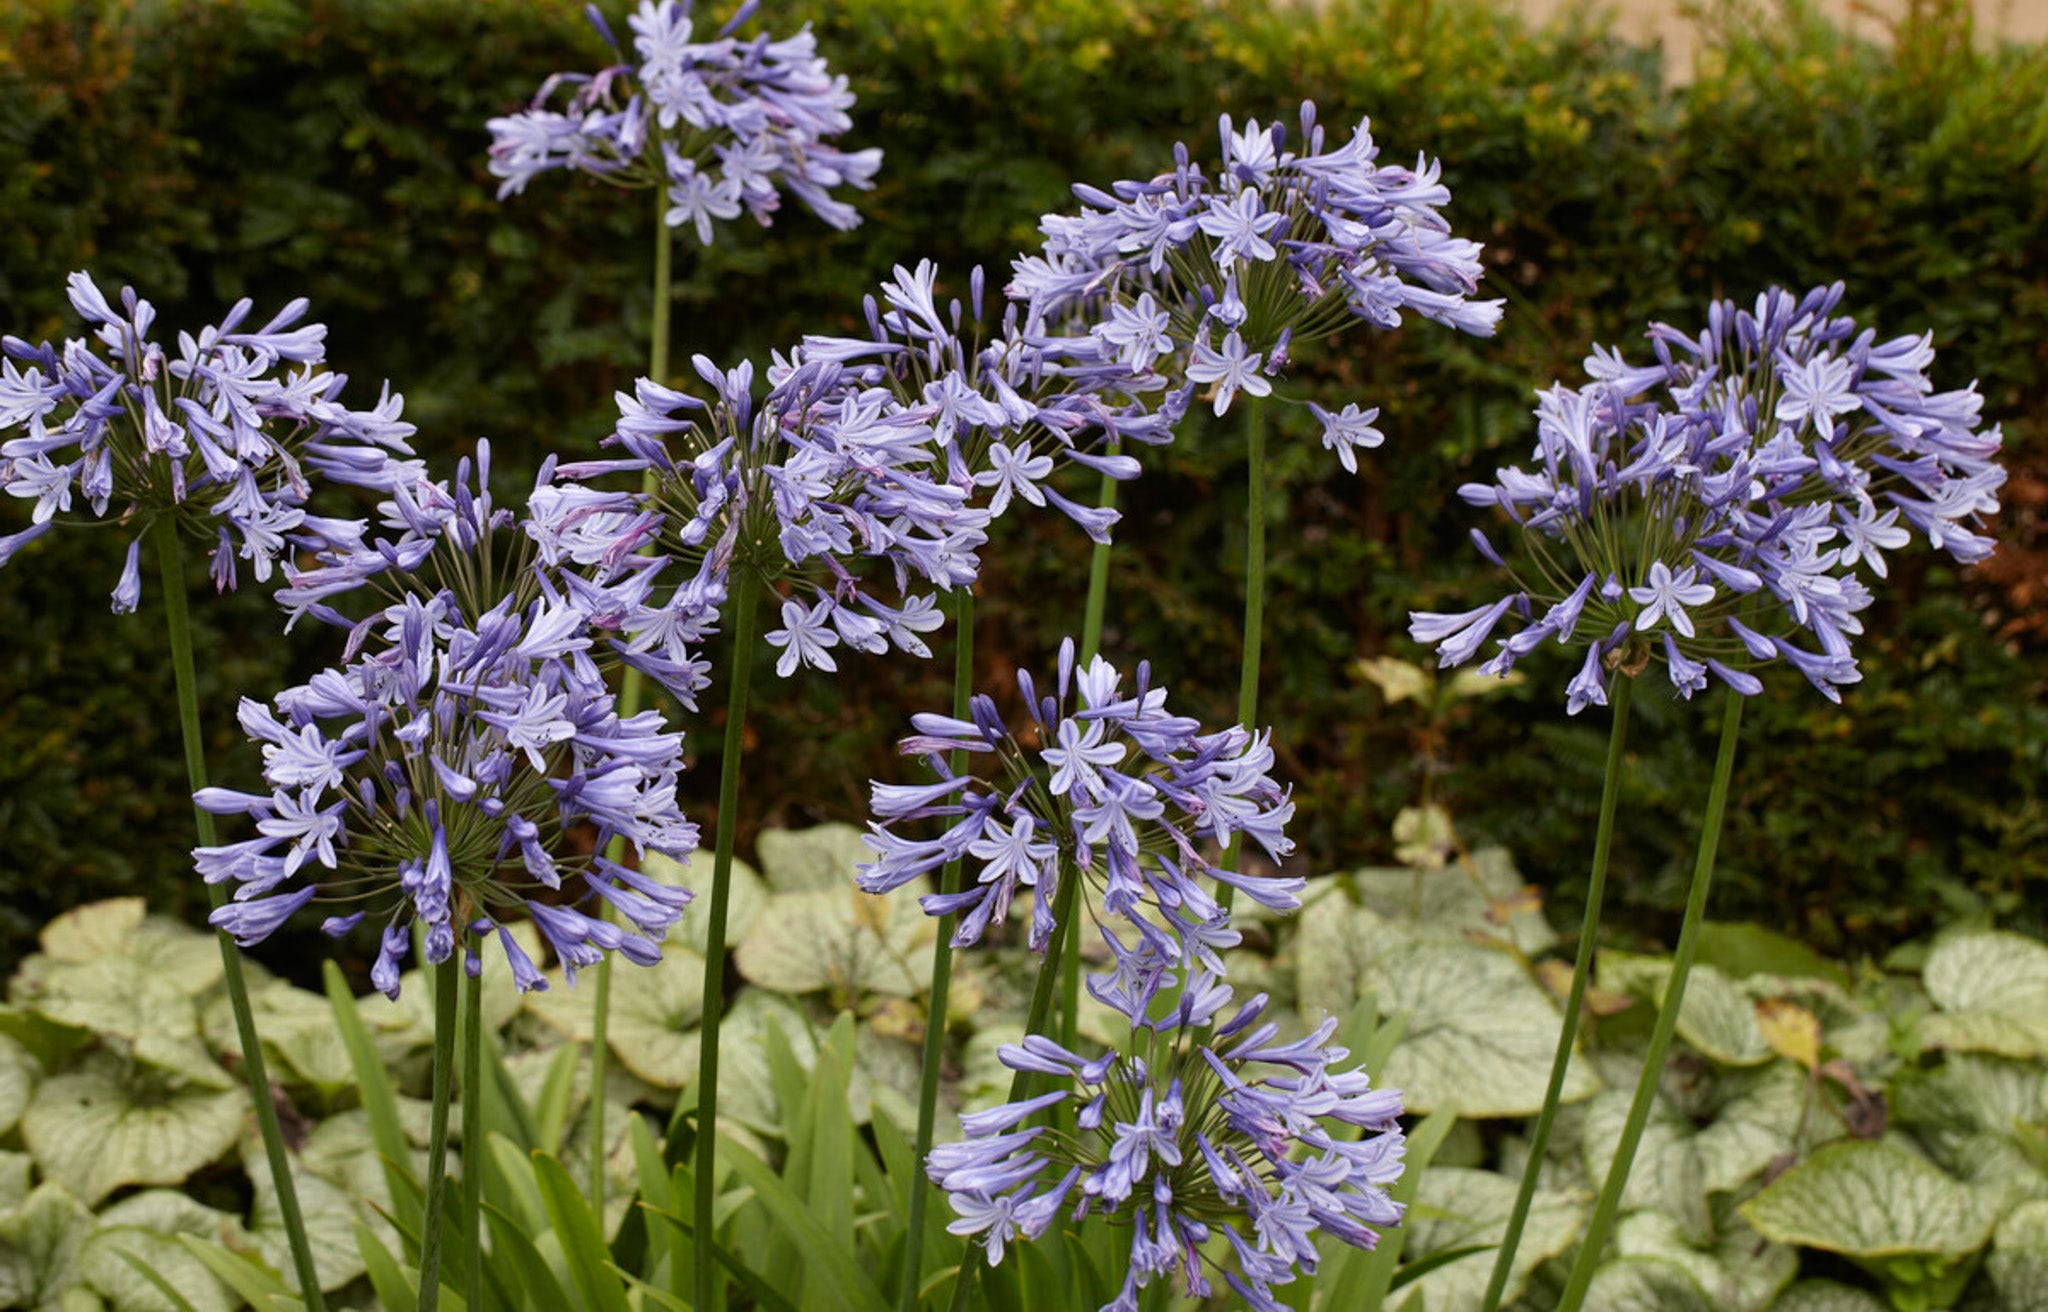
[693, 574, 761, 1312]
[1557, 689, 1746, 1310]
[461, 959, 484, 1312]
[591, 197, 678, 1209]
[418, 954, 461, 1312]
[1477, 674, 1635, 1312]
[898, 588, 975, 1312]
[1059, 469, 1121, 1055]
[1217, 398, 1268, 915]
[153, 518, 328, 1312]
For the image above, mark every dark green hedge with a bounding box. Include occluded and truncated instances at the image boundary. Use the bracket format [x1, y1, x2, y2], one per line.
[1, 0, 2042, 968]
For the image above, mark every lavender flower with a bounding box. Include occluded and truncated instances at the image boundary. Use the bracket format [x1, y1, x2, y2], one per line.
[857, 637, 1301, 956]
[487, 0, 881, 238]
[1009, 102, 1500, 457]
[198, 450, 697, 996]
[787, 260, 1181, 543]
[931, 952, 1405, 1310]
[0, 272, 419, 609]
[544, 334, 991, 678]
[1411, 285, 2005, 707]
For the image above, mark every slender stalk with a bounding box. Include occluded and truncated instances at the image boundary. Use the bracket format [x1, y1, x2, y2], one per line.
[591, 195, 677, 1209]
[898, 588, 974, 1312]
[418, 954, 462, 1312]
[693, 574, 762, 1312]
[1059, 469, 1120, 1056]
[153, 518, 328, 1312]
[1556, 689, 1746, 1310]
[946, 869, 1083, 1312]
[1217, 398, 1268, 915]
[1477, 674, 1636, 1312]
[461, 959, 484, 1312]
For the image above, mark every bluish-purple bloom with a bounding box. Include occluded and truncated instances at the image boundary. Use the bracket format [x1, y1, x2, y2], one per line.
[0, 272, 418, 609]
[1010, 101, 1500, 465]
[1411, 285, 2005, 707]
[487, 0, 881, 240]
[199, 452, 697, 996]
[857, 637, 1301, 956]
[931, 957, 1405, 1310]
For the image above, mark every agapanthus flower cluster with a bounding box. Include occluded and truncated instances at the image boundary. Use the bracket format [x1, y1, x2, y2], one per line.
[1411, 283, 2005, 709]
[196, 448, 697, 997]
[552, 289, 1053, 677]
[857, 637, 1301, 955]
[929, 954, 1405, 1310]
[0, 272, 418, 610]
[786, 259, 1187, 541]
[1010, 102, 1500, 461]
[486, 0, 881, 240]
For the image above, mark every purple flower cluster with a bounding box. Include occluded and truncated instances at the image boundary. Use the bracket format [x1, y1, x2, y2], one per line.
[1010, 102, 1500, 450]
[487, 0, 881, 240]
[929, 969, 1405, 1310]
[0, 272, 418, 610]
[196, 450, 697, 997]
[1412, 284, 2005, 709]
[858, 637, 1302, 953]
[789, 259, 1184, 538]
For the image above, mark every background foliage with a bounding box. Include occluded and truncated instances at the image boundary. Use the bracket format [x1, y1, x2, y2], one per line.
[0, 0, 2042, 971]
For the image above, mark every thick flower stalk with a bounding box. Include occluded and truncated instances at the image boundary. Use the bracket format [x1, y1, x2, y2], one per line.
[487, 0, 881, 240]
[1411, 283, 2005, 709]
[0, 271, 418, 606]
[858, 636, 1302, 955]
[1010, 101, 1501, 449]
[197, 448, 698, 993]
[930, 947, 1406, 1311]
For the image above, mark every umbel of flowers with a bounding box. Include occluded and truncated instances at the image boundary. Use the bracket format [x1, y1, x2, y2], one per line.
[202, 444, 700, 991]
[858, 636, 1303, 950]
[863, 640, 1403, 1308]
[1012, 101, 1502, 463]
[487, 0, 882, 241]
[1413, 282, 2005, 706]
[0, 271, 418, 607]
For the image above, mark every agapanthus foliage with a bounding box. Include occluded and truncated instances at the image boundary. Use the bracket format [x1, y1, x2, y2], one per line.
[0, 271, 418, 610]
[930, 956, 1405, 1311]
[857, 636, 1301, 955]
[1010, 102, 1501, 453]
[487, 0, 881, 239]
[197, 447, 698, 997]
[1412, 283, 2006, 709]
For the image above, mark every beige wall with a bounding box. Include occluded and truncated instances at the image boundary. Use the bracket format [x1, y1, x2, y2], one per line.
[1508, 0, 2048, 76]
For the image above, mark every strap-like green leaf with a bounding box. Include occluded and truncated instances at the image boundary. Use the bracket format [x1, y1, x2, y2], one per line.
[720, 1137, 894, 1312]
[532, 1150, 632, 1312]
[324, 961, 421, 1245]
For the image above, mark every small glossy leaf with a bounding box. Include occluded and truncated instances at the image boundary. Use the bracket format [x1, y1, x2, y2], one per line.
[247, 1144, 366, 1293]
[1345, 848, 1558, 956]
[80, 1224, 238, 1312]
[1740, 1140, 1997, 1259]
[524, 945, 705, 1089]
